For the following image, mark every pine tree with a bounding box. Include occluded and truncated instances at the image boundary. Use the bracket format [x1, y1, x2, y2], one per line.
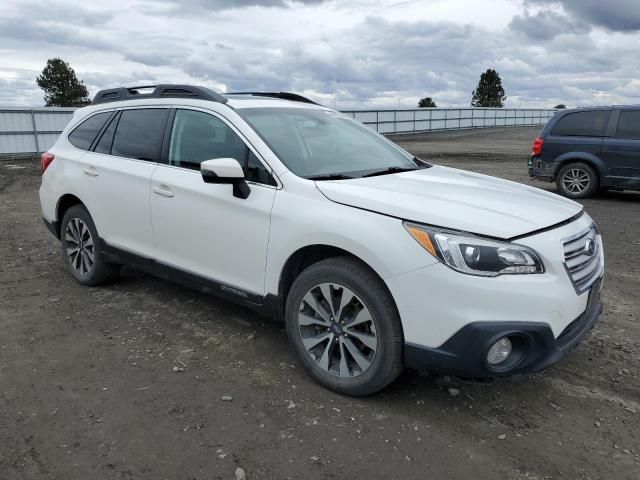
[471, 69, 506, 108]
[36, 58, 91, 107]
[418, 97, 437, 108]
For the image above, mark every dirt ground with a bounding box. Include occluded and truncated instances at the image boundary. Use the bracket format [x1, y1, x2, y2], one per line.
[1, 126, 639, 480]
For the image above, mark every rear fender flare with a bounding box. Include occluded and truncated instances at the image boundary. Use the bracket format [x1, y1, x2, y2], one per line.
[553, 152, 606, 179]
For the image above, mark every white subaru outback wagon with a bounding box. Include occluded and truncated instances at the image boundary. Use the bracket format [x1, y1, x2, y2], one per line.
[39, 85, 604, 396]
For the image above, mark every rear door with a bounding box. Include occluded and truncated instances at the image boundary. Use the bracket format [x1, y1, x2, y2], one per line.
[81, 107, 170, 257]
[601, 109, 640, 187]
[542, 110, 610, 164]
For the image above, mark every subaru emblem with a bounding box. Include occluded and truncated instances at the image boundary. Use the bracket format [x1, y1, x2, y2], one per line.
[584, 239, 596, 256]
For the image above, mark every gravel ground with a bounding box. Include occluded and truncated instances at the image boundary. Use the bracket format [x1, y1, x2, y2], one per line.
[1, 127, 639, 479]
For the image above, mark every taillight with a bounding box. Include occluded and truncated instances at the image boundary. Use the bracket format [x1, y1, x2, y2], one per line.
[531, 137, 544, 156]
[40, 152, 55, 174]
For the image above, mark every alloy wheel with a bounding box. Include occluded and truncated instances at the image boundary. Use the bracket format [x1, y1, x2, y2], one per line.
[65, 218, 95, 276]
[561, 168, 590, 194]
[297, 283, 378, 378]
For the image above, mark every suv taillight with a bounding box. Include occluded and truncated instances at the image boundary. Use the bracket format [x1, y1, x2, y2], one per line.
[531, 137, 544, 156]
[40, 152, 55, 175]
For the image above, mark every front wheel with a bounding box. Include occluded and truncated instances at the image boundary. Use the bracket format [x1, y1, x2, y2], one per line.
[285, 257, 404, 396]
[556, 162, 598, 199]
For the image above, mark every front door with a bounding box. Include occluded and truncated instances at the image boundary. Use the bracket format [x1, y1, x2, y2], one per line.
[150, 108, 278, 298]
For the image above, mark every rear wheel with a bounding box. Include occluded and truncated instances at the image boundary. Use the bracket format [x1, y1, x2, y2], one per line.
[60, 205, 120, 286]
[285, 257, 403, 396]
[556, 162, 598, 199]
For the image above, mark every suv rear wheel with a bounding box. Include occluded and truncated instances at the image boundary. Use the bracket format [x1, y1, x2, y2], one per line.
[60, 205, 120, 286]
[285, 257, 403, 396]
[556, 162, 598, 199]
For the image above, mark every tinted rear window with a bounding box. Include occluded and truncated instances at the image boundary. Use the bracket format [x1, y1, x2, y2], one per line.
[111, 109, 169, 162]
[615, 111, 640, 140]
[94, 112, 120, 154]
[551, 111, 610, 137]
[68, 112, 112, 150]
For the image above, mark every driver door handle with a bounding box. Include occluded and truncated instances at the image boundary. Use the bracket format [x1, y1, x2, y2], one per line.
[152, 186, 174, 198]
[83, 167, 99, 177]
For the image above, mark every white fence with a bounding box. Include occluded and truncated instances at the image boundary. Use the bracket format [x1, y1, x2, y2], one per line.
[0, 107, 76, 155]
[341, 108, 556, 135]
[0, 106, 556, 156]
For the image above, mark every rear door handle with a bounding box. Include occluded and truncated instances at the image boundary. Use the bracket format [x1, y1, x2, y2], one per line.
[152, 186, 174, 198]
[83, 168, 98, 177]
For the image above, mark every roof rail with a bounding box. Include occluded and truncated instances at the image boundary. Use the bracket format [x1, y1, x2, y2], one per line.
[226, 92, 319, 105]
[92, 84, 228, 105]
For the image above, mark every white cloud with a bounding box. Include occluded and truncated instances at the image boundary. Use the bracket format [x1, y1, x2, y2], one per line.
[0, 0, 638, 109]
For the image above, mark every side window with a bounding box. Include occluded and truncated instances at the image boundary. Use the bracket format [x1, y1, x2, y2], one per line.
[169, 109, 246, 170]
[247, 150, 277, 186]
[68, 112, 112, 150]
[551, 111, 610, 137]
[169, 109, 276, 185]
[111, 109, 169, 161]
[615, 111, 640, 140]
[93, 112, 120, 154]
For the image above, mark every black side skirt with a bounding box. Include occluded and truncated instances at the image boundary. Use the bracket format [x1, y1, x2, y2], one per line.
[100, 240, 279, 320]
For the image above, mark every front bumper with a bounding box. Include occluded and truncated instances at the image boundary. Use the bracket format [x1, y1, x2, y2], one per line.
[404, 278, 602, 377]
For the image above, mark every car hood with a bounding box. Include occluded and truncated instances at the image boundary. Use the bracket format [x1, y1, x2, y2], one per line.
[315, 166, 582, 239]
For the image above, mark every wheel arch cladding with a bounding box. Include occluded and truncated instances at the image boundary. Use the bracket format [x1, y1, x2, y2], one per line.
[556, 153, 604, 179]
[276, 245, 391, 322]
[56, 194, 85, 238]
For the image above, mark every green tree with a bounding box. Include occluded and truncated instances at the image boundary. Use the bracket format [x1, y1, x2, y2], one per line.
[554, 104, 567, 109]
[471, 69, 506, 108]
[36, 58, 90, 107]
[418, 97, 437, 108]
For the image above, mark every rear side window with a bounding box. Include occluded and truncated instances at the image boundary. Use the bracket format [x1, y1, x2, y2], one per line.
[94, 112, 120, 154]
[68, 112, 112, 150]
[111, 109, 169, 162]
[615, 111, 640, 140]
[551, 111, 610, 137]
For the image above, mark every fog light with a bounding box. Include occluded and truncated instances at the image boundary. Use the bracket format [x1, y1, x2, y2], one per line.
[487, 337, 512, 365]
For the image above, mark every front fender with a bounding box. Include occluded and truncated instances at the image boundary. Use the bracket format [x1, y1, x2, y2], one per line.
[264, 187, 437, 296]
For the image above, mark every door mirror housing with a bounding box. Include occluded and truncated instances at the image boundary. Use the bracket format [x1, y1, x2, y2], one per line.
[201, 158, 250, 199]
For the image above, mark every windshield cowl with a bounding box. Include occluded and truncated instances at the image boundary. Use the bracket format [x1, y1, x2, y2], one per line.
[307, 161, 431, 181]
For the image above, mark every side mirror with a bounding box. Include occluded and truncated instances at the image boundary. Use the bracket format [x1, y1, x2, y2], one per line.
[201, 158, 250, 199]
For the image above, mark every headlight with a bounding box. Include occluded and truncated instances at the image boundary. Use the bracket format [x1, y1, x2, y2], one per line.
[404, 223, 544, 276]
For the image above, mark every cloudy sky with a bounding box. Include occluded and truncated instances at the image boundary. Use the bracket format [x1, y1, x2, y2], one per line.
[1, 0, 639, 109]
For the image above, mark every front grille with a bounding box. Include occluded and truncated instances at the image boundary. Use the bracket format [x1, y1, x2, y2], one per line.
[562, 224, 603, 293]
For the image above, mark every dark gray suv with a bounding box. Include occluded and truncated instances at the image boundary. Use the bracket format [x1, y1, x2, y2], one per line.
[529, 106, 640, 198]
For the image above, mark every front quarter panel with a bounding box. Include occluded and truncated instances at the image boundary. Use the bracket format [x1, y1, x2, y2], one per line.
[264, 177, 438, 296]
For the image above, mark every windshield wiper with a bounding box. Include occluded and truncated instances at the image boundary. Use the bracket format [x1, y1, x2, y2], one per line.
[307, 173, 355, 181]
[360, 166, 420, 178]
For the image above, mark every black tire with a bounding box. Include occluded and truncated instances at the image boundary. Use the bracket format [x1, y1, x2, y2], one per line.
[285, 257, 404, 396]
[556, 162, 599, 199]
[60, 205, 120, 286]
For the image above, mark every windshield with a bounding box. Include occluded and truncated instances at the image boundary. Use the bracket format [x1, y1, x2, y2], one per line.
[239, 107, 428, 179]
